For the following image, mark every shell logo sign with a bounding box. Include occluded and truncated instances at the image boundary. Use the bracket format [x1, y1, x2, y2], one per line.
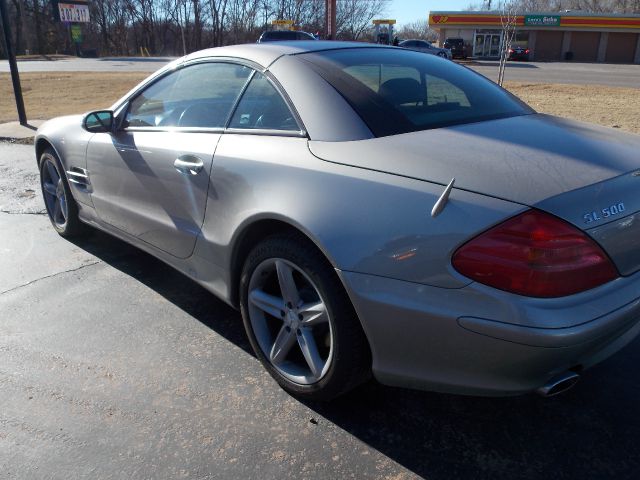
[431, 15, 449, 24]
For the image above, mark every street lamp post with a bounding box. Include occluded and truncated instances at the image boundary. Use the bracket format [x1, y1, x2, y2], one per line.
[0, 0, 27, 125]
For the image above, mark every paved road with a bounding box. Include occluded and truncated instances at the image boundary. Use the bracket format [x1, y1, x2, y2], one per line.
[2, 143, 640, 479]
[1, 57, 174, 73]
[471, 60, 640, 87]
[2, 56, 640, 87]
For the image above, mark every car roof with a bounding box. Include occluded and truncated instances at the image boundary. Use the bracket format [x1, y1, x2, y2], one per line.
[182, 41, 395, 69]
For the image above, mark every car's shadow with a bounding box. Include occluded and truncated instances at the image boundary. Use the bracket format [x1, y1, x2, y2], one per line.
[71, 229, 640, 480]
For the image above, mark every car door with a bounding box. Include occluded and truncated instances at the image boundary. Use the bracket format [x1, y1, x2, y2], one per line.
[86, 61, 253, 258]
[200, 70, 309, 246]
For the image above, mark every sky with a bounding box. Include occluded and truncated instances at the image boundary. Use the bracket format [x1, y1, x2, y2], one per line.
[387, 0, 473, 28]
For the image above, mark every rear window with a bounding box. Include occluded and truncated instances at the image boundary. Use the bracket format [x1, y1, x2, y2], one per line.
[299, 48, 533, 137]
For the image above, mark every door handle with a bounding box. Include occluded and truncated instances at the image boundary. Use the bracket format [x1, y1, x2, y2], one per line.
[174, 155, 204, 175]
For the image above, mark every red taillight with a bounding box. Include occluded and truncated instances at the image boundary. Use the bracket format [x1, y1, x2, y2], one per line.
[509, 48, 514, 53]
[452, 210, 618, 297]
[525, 49, 530, 54]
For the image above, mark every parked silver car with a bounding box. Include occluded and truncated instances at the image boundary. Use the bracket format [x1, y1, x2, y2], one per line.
[36, 42, 640, 401]
[399, 39, 452, 59]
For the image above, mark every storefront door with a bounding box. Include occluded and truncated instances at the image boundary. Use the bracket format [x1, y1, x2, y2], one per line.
[474, 33, 502, 58]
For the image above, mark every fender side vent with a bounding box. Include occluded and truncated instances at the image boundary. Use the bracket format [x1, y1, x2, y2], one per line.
[66, 167, 92, 192]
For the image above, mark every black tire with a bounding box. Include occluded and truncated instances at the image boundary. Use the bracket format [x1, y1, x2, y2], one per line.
[39, 147, 87, 237]
[437, 52, 447, 58]
[240, 232, 371, 401]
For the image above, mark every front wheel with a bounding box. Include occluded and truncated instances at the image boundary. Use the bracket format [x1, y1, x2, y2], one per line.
[240, 233, 371, 401]
[39, 148, 87, 237]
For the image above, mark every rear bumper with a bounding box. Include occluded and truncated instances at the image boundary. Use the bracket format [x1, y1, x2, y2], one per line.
[339, 270, 640, 396]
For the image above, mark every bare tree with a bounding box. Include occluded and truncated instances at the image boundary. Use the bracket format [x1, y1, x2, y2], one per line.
[226, 0, 262, 44]
[10, 0, 24, 54]
[497, 1, 518, 86]
[336, 0, 389, 40]
[397, 19, 438, 42]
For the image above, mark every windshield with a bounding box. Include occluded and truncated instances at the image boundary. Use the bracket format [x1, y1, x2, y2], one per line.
[299, 48, 533, 137]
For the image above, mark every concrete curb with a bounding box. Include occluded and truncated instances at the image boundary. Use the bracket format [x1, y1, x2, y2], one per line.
[0, 120, 45, 145]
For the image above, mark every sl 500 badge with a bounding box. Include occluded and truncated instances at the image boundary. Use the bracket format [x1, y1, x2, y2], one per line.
[583, 202, 625, 224]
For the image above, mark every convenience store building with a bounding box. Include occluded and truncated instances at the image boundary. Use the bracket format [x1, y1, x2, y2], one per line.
[428, 11, 640, 63]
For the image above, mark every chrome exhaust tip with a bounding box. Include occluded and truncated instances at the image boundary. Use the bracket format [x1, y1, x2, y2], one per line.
[536, 371, 580, 397]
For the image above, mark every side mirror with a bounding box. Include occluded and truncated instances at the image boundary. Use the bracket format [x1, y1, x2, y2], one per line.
[83, 110, 114, 133]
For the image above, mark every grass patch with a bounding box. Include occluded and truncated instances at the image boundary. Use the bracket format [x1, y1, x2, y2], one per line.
[1, 72, 639, 135]
[0, 72, 148, 123]
[505, 81, 640, 135]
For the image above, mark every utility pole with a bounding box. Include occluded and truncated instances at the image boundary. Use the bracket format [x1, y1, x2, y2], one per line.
[0, 0, 27, 125]
[325, 0, 337, 40]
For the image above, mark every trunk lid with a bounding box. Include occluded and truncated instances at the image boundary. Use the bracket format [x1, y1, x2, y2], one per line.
[308, 113, 640, 275]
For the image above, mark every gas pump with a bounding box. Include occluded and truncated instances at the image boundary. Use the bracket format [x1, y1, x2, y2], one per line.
[373, 19, 396, 45]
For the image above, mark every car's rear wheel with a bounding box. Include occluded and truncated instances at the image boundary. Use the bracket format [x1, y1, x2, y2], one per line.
[39, 148, 86, 237]
[240, 233, 371, 401]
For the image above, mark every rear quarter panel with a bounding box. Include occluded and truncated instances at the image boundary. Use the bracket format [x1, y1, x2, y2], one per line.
[193, 134, 526, 299]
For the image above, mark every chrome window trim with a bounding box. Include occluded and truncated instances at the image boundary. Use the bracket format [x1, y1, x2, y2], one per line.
[123, 126, 226, 134]
[223, 69, 258, 129]
[113, 56, 264, 113]
[114, 56, 308, 137]
[261, 70, 306, 134]
[182, 56, 265, 73]
[121, 126, 306, 138]
[224, 127, 307, 138]
[224, 69, 307, 135]
[116, 58, 260, 130]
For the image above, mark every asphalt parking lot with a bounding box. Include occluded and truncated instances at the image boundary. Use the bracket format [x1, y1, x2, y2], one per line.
[2, 141, 640, 479]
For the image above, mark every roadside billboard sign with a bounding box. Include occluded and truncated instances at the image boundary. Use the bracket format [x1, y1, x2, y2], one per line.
[58, 2, 90, 23]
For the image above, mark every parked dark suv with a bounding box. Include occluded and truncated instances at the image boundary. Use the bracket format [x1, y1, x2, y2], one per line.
[257, 30, 317, 43]
[443, 38, 468, 59]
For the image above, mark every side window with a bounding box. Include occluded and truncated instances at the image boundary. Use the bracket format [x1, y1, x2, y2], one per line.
[125, 72, 179, 127]
[126, 63, 252, 129]
[229, 73, 299, 131]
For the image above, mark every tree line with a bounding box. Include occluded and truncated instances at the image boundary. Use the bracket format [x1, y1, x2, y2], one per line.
[472, 0, 640, 13]
[1, 0, 393, 58]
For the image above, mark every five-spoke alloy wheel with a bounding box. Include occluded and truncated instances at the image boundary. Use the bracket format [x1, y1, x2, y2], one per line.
[248, 258, 334, 385]
[39, 148, 86, 237]
[240, 233, 371, 401]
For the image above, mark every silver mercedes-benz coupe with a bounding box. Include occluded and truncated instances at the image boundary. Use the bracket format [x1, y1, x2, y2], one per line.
[35, 41, 640, 400]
